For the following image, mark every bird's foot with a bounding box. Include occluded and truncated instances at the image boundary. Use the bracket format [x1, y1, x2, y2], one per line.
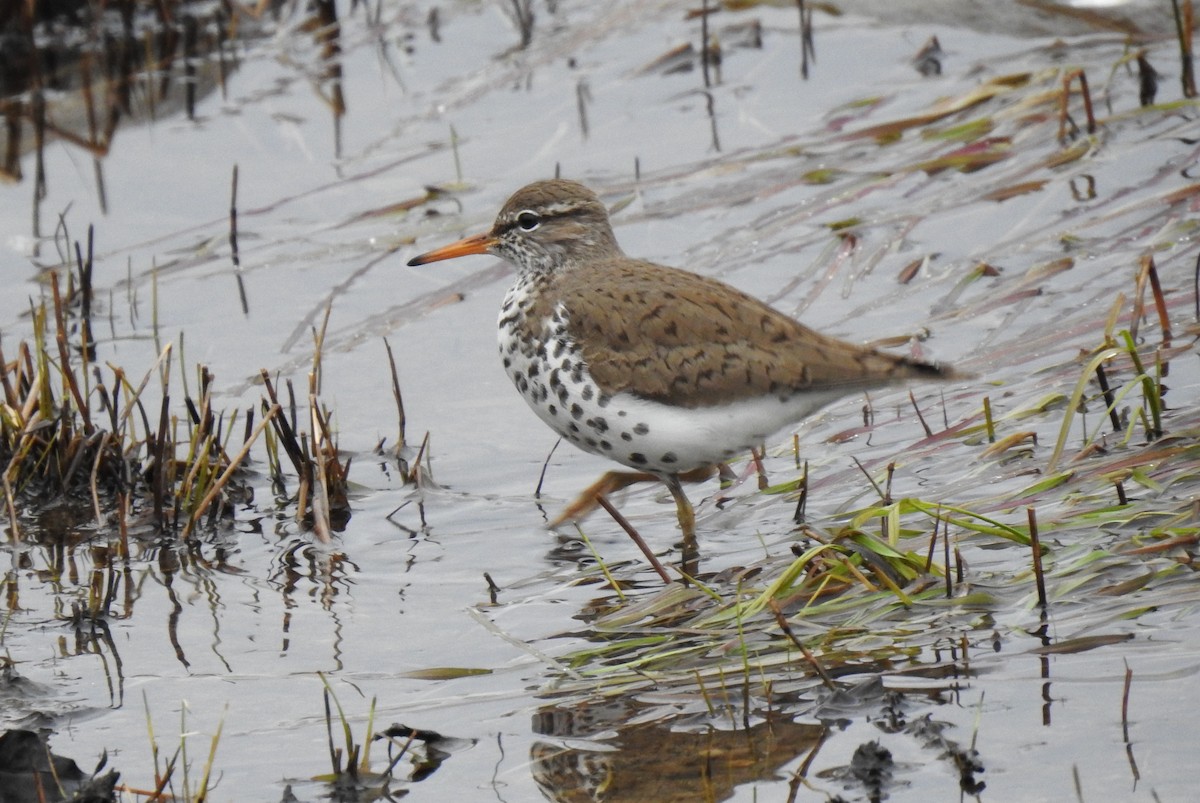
[547, 466, 719, 530]
[548, 470, 660, 528]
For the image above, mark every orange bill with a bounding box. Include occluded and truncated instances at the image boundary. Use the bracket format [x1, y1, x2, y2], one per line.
[406, 231, 497, 266]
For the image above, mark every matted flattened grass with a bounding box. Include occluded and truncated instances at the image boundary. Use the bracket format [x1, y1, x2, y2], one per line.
[537, 60, 1200, 708]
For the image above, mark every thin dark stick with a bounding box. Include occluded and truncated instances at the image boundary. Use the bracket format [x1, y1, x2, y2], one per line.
[483, 572, 501, 604]
[1131, 253, 1152, 342]
[534, 438, 561, 498]
[1121, 658, 1140, 781]
[943, 513, 952, 598]
[700, 0, 711, 89]
[0, 336, 13, 406]
[382, 731, 418, 778]
[802, 2, 815, 70]
[80, 225, 94, 334]
[323, 688, 340, 774]
[595, 494, 673, 584]
[382, 337, 406, 450]
[509, 0, 534, 48]
[851, 456, 885, 500]
[924, 507, 940, 573]
[800, 727, 831, 779]
[769, 600, 835, 689]
[1193, 252, 1199, 322]
[1058, 70, 1095, 140]
[704, 90, 721, 152]
[410, 431, 431, 486]
[154, 395, 170, 529]
[796, 0, 812, 79]
[1094, 364, 1122, 433]
[1144, 256, 1171, 344]
[1077, 71, 1097, 133]
[1136, 53, 1158, 106]
[1170, 0, 1197, 98]
[575, 79, 591, 139]
[1121, 659, 1133, 743]
[230, 164, 248, 315]
[50, 273, 92, 433]
[1027, 507, 1048, 610]
[908, 390, 933, 436]
[260, 370, 305, 472]
[792, 460, 808, 524]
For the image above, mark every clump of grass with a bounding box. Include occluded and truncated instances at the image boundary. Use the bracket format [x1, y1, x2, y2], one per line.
[310, 674, 468, 795]
[0, 275, 263, 538]
[300, 672, 468, 792]
[259, 306, 352, 541]
[1, 241, 353, 543]
[315, 674, 381, 791]
[2, 271, 133, 532]
[1048, 256, 1175, 472]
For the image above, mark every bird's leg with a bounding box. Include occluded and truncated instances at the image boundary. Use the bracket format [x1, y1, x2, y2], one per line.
[549, 466, 718, 529]
[663, 473, 700, 574]
[548, 470, 658, 528]
[662, 474, 695, 541]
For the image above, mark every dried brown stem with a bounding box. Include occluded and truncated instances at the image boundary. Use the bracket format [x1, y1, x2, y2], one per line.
[769, 599, 835, 689]
[188, 404, 280, 534]
[908, 390, 933, 437]
[382, 337, 406, 452]
[1027, 507, 1048, 609]
[1058, 69, 1096, 142]
[594, 494, 673, 584]
[1171, 0, 1197, 97]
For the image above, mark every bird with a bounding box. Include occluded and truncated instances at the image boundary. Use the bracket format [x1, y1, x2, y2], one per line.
[407, 179, 962, 554]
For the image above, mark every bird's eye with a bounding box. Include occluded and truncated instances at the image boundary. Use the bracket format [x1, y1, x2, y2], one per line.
[516, 211, 541, 231]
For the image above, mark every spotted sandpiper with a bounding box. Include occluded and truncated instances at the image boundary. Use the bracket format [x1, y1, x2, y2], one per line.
[408, 179, 962, 549]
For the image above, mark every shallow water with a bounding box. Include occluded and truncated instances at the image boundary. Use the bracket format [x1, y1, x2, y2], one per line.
[2, 1, 1199, 801]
